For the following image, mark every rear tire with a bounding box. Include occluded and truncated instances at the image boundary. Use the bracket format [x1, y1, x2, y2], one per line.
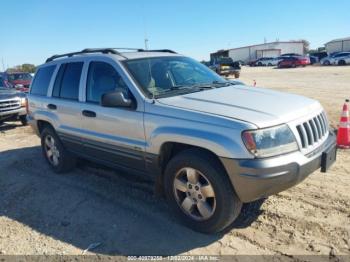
[257, 62, 262, 66]
[41, 127, 76, 173]
[164, 149, 242, 233]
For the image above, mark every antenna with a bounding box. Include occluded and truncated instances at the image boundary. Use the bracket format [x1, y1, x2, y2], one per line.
[144, 38, 149, 50]
[141, 2, 149, 50]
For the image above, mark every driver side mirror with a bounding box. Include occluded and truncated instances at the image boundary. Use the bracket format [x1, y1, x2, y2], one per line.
[101, 89, 133, 108]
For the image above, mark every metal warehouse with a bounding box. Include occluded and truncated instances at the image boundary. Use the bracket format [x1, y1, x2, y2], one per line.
[211, 41, 304, 63]
[325, 37, 350, 54]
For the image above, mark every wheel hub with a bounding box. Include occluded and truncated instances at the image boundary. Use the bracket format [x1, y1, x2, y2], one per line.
[45, 135, 60, 166]
[173, 167, 216, 221]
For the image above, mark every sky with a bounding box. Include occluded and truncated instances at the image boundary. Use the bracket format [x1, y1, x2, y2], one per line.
[1, 0, 349, 68]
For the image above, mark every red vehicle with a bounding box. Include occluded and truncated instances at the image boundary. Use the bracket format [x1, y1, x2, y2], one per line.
[6, 72, 33, 92]
[277, 56, 310, 68]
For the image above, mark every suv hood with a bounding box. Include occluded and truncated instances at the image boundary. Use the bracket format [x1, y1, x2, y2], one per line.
[0, 88, 24, 100]
[157, 85, 322, 128]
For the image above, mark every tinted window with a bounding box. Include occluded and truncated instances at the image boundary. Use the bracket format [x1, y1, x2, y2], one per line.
[53, 62, 83, 100]
[8, 73, 32, 81]
[30, 65, 56, 96]
[52, 64, 66, 97]
[86, 61, 128, 103]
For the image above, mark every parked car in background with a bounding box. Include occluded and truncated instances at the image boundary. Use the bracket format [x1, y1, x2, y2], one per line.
[280, 53, 302, 57]
[28, 48, 336, 233]
[309, 51, 328, 62]
[320, 52, 350, 66]
[308, 55, 318, 64]
[278, 56, 310, 68]
[209, 57, 241, 78]
[6, 72, 33, 92]
[334, 54, 350, 65]
[260, 57, 282, 66]
[0, 78, 27, 125]
[249, 57, 273, 66]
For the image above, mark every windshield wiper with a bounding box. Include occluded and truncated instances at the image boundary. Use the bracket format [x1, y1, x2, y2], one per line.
[154, 81, 232, 98]
[187, 81, 232, 89]
[211, 81, 232, 87]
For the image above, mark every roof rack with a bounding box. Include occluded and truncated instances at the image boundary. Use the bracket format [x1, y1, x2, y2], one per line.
[45, 48, 177, 63]
[45, 48, 127, 63]
[138, 49, 177, 54]
[110, 48, 177, 53]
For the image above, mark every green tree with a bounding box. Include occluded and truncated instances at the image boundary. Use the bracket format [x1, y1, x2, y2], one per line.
[21, 64, 36, 73]
[7, 63, 36, 73]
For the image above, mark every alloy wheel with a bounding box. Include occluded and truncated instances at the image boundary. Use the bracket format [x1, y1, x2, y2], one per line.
[173, 167, 216, 221]
[44, 135, 60, 166]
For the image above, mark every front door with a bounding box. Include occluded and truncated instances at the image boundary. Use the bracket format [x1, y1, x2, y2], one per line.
[80, 60, 146, 171]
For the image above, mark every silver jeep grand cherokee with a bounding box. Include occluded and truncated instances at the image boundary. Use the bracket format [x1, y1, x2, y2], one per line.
[28, 48, 337, 233]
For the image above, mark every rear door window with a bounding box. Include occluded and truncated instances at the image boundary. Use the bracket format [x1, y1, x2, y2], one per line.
[30, 65, 56, 96]
[52, 62, 83, 100]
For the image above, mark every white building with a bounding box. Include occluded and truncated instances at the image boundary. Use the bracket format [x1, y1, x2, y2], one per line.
[211, 41, 304, 63]
[325, 37, 350, 54]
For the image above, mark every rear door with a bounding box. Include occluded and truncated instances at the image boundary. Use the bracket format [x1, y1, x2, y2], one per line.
[48, 61, 85, 153]
[79, 58, 146, 171]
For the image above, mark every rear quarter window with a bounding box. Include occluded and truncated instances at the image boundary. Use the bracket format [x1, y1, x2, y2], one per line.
[30, 65, 56, 96]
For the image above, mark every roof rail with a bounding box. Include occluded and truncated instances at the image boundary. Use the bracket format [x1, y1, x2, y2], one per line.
[45, 48, 177, 63]
[138, 49, 177, 54]
[110, 48, 177, 53]
[45, 48, 127, 63]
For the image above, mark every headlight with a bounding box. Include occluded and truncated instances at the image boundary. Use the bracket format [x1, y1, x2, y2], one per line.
[20, 97, 27, 107]
[242, 124, 298, 158]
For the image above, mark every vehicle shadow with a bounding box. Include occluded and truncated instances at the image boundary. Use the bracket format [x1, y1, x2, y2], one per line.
[0, 122, 21, 132]
[0, 146, 264, 255]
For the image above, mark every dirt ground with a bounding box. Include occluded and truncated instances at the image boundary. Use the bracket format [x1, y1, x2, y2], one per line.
[0, 66, 349, 258]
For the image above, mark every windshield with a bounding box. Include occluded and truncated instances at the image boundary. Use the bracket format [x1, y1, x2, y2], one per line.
[218, 57, 234, 64]
[8, 73, 32, 81]
[124, 56, 227, 98]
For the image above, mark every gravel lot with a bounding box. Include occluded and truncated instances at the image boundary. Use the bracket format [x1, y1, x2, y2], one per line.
[0, 66, 349, 257]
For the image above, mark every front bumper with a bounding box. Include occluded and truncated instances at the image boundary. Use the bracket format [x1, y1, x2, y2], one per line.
[0, 107, 26, 120]
[218, 69, 240, 75]
[220, 131, 337, 203]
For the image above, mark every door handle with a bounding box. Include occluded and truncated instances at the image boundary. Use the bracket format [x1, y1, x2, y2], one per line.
[47, 104, 57, 110]
[82, 110, 96, 118]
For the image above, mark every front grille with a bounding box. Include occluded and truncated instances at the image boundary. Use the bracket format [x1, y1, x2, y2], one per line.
[0, 99, 21, 112]
[296, 112, 328, 149]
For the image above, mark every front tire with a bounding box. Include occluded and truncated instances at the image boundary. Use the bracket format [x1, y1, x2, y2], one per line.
[19, 115, 28, 126]
[41, 127, 76, 173]
[164, 149, 242, 233]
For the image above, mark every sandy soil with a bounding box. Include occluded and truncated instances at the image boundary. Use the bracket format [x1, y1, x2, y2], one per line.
[0, 66, 349, 258]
